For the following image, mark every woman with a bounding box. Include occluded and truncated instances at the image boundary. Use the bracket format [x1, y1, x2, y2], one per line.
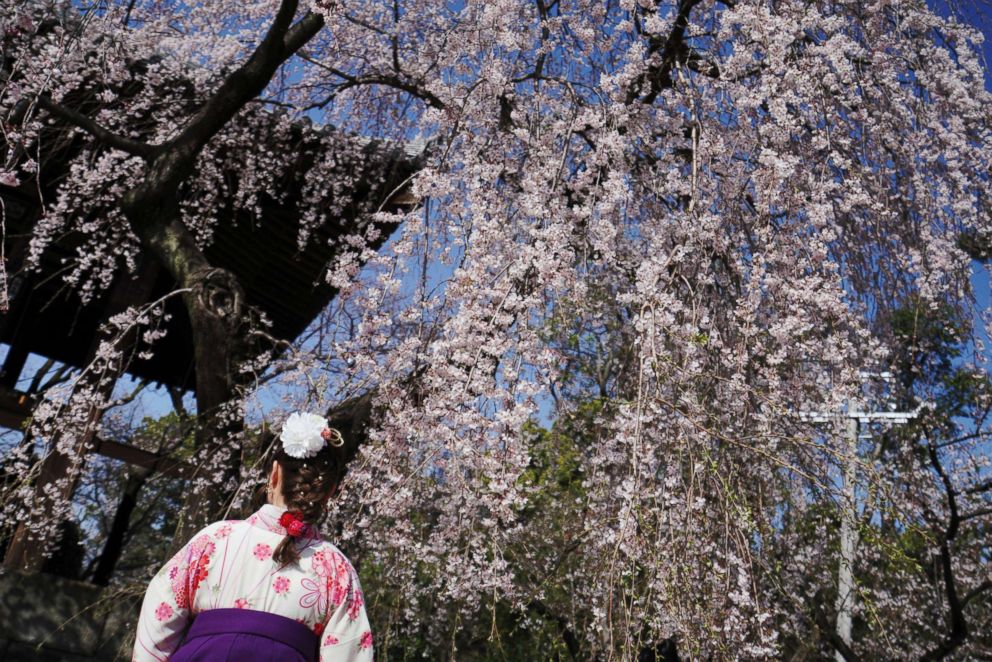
[133, 412, 373, 661]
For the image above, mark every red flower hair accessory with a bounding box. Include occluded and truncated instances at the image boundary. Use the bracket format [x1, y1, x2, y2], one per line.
[279, 510, 309, 537]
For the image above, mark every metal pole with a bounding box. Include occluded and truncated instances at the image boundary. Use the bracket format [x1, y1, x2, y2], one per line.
[800, 380, 921, 660]
[834, 399, 858, 660]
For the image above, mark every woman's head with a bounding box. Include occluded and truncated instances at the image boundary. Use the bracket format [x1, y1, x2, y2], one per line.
[264, 413, 349, 564]
[267, 444, 346, 520]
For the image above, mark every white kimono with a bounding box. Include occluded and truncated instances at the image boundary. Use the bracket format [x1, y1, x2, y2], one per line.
[133, 504, 372, 661]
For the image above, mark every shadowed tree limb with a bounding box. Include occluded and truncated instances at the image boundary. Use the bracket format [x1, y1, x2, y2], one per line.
[920, 436, 969, 661]
[625, 0, 705, 105]
[34, 95, 156, 158]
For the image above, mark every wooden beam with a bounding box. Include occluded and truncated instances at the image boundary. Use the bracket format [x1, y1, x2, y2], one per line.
[94, 438, 193, 480]
[0, 343, 31, 389]
[0, 385, 193, 479]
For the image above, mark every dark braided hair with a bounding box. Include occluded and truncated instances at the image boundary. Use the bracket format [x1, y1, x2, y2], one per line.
[270, 440, 348, 566]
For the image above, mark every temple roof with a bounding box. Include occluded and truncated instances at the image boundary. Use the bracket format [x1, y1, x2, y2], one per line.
[0, 135, 421, 391]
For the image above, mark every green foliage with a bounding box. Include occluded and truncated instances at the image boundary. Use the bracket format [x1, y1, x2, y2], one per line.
[361, 407, 598, 661]
[890, 299, 966, 387]
[518, 416, 585, 509]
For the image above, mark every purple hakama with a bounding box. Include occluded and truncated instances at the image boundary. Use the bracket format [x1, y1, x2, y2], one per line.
[170, 608, 318, 662]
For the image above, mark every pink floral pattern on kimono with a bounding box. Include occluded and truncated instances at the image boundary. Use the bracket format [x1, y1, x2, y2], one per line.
[301, 548, 354, 613]
[133, 504, 372, 662]
[154, 603, 173, 622]
[168, 534, 214, 609]
[347, 588, 365, 622]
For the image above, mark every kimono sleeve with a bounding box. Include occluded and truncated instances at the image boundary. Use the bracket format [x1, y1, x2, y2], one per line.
[132, 523, 220, 662]
[318, 564, 373, 661]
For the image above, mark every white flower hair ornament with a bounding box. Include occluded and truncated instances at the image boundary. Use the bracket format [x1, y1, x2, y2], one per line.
[279, 412, 344, 459]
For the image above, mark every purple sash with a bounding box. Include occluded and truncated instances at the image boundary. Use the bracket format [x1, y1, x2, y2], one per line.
[171, 608, 318, 662]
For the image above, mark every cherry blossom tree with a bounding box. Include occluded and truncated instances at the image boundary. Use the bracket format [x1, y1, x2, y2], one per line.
[0, 0, 415, 567]
[2, 0, 992, 658]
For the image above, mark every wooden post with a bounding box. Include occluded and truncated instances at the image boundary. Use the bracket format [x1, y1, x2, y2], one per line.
[2, 375, 118, 571]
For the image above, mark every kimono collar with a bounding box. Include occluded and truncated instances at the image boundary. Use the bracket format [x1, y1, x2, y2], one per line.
[249, 504, 322, 541]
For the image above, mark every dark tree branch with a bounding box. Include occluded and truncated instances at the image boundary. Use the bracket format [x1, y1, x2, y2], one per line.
[937, 429, 991, 449]
[121, 4, 329, 292]
[155, 2, 325, 192]
[297, 52, 446, 110]
[391, 0, 401, 73]
[35, 95, 156, 158]
[828, 630, 862, 662]
[959, 506, 992, 523]
[811, 598, 862, 662]
[625, 0, 704, 105]
[921, 439, 969, 661]
[961, 581, 992, 610]
[966, 478, 992, 494]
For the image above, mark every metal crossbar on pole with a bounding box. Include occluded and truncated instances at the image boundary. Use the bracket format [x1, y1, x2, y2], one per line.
[798, 407, 925, 424]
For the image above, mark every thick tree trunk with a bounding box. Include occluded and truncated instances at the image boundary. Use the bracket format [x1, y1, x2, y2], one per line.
[172, 285, 249, 543]
[120, 195, 254, 546]
[106, 5, 327, 545]
[11, 2, 330, 561]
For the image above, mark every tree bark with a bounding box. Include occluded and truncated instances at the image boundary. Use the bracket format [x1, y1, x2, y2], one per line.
[116, 193, 254, 547]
